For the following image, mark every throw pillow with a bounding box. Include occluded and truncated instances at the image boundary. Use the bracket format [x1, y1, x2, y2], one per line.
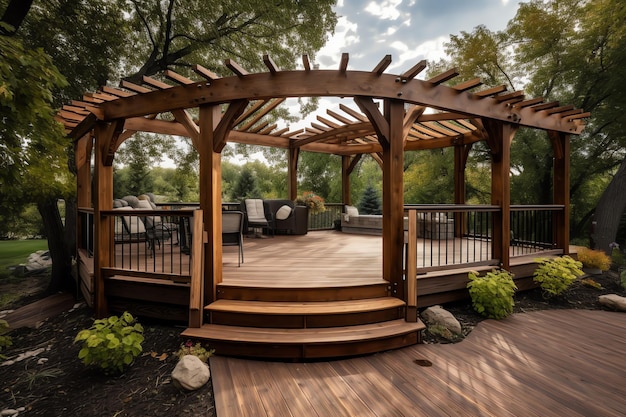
[275, 205, 292, 220]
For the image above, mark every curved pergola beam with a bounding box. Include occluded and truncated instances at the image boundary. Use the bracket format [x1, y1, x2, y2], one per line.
[97, 70, 583, 135]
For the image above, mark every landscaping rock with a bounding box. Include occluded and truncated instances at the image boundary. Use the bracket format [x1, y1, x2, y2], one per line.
[598, 294, 626, 311]
[171, 355, 210, 391]
[421, 305, 462, 335]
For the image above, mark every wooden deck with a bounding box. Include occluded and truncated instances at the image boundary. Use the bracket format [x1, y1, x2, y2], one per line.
[79, 230, 559, 320]
[210, 309, 626, 417]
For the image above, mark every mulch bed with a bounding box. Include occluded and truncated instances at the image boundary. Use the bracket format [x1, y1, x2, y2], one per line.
[1, 271, 624, 416]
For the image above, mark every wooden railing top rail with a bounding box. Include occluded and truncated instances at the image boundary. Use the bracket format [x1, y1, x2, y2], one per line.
[404, 204, 500, 213]
[404, 204, 565, 212]
[510, 204, 564, 211]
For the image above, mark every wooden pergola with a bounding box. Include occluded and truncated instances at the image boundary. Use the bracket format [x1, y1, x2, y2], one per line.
[59, 53, 587, 359]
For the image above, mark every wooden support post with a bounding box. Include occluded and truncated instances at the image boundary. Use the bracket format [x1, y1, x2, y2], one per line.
[454, 144, 471, 237]
[75, 134, 93, 208]
[341, 155, 351, 207]
[381, 99, 405, 300]
[93, 122, 116, 318]
[406, 210, 418, 321]
[75, 133, 93, 257]
[550, 131, 570, 254]
[485, 120, 517, 270]
[198, 105, 222, 306]
[288, 147, 299, 201]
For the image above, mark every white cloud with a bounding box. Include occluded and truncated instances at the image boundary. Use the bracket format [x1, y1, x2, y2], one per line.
[364, 0, 403, 20]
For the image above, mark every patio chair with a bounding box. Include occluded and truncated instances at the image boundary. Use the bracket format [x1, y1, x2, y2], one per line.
[243, 198, 274, 237]
[113, 206, 152, 254]
[222, 211, 244, 266]
[135, 196, 174, 251]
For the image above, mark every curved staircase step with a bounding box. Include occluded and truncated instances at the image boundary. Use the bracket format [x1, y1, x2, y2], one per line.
[207, 297, 406, 328]
[181, 319, 425, 360]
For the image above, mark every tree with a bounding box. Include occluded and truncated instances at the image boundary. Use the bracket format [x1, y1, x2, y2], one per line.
[0, 0, 337, 291]
[118, 0, 337, 82]
[358, 184, 381, 215]
[506, 0, 626, 251]
[434, 0, 626, 251]
[0, 29, 71, 290]
[231, 166, 260, 201]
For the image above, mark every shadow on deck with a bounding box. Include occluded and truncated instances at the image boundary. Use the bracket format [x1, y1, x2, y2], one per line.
[210, 309, 626, 417]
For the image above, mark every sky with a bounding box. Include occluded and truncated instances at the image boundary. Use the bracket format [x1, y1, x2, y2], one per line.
[224, 0, 523, 165]
[315, 0, 520, 72]
[279, 0, 522, 131]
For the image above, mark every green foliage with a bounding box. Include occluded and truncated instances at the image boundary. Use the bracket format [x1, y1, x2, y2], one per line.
[435, 0, 626, 245]
[576, 248, 611, 271]
[620, 270, 626, 291]
[176, 341, 214, 363]
[358, 184, 381, 215]
[20, 367, 63, 390]
[610, 243, 625, 269]
[533, 256, 584, 297]
[74, 312, 144, 375]
[467, 269, 517, 319]
[404, 149, 454, 204]
[0, 319, 12, 360]
[117, 0, 337, 82]
[231, 165, 260, 201]
[0, 32, 69, 219]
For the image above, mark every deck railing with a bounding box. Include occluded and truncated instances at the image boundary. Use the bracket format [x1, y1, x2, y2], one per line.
[404, 205, 499, 273]
[404, 204, 565, 274]
[308, 203, 343, 230]
[510, 205, 562, 256]
[98, 209, 198, 282]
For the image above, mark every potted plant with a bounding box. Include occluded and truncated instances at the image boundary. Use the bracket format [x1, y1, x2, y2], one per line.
[576, 247, 611, 275]
[296, 191, 326, 215]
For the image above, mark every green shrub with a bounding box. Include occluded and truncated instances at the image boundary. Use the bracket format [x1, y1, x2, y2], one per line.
[467, 269, 517, 319]
[620, 270, 626, 290]
[0, 319, 12, 360]
[533, 256, 584, 297]
[74, 312, 144, 375]
[176, 340, 214, 363]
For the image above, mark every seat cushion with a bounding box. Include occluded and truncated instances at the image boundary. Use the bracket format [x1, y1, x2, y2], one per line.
[245, 199, 267, 224]
[345, 205, 359, 217]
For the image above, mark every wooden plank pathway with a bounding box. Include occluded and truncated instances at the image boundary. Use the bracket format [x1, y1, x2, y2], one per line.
[210, 309, 626, 417]
[3, 292, 76, 330]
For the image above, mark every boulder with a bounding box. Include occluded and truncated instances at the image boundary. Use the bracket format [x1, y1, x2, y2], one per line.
[421, 305, 462, 335]
[598, 294, 626, 312]
[171, 355, 210, 391]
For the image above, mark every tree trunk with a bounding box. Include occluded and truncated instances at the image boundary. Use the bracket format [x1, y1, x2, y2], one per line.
[38, 198, 75, 294]
[0, 0, 33, 35]
[591, 157, 626, 253]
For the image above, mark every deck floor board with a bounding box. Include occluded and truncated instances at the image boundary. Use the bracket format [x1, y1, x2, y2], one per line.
[210, 309, 626, 417]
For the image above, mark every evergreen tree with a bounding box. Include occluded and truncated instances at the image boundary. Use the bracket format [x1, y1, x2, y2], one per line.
[231, 166, 260, 201]
[358, 184, 381, 215]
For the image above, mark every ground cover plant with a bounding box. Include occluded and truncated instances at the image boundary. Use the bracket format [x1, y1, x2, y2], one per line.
[467, 269, 517, 319]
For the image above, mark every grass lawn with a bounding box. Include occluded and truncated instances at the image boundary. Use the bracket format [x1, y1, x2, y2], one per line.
[0, 239, 48, 277]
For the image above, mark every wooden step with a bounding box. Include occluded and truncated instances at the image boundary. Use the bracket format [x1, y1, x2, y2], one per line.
[216, 281, 390, 302]
[207, 297, 405, 328]
[181, 319, 425, 360]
